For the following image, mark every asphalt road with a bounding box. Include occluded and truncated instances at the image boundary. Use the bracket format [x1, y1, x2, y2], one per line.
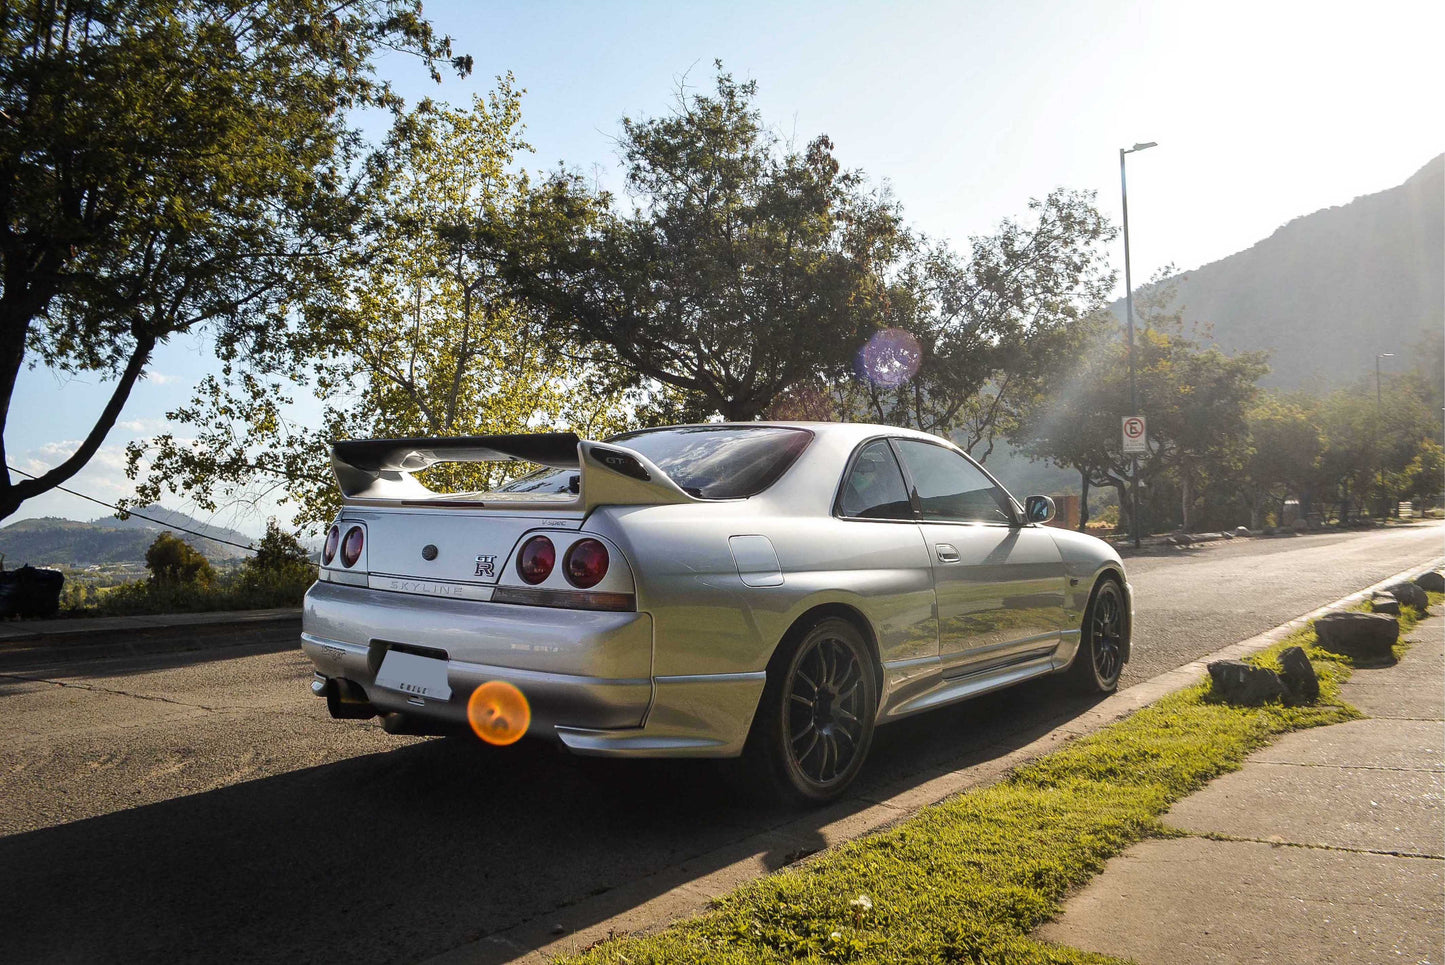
[1, 523, 1440, 964]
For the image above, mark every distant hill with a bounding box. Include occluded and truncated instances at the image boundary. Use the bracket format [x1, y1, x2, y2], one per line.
[0, 510, 253, 567]
[1116, 154, 1444, 389]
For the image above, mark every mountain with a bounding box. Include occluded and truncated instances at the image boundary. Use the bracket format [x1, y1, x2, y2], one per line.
[1117, 154, 1444, 389]
[93, 506, 253, 552]
[0, 510, 253, 567]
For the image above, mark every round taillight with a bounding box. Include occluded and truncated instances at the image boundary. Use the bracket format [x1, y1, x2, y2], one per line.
[517, 535, 555, 585]
[322, 525, 340, 565]
[563, 538, 609, 589]
[340, 526, 364, 568]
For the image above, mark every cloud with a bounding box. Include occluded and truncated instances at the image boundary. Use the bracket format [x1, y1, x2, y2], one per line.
[145, 372, 179, 385]
[7, 437, 287, 539]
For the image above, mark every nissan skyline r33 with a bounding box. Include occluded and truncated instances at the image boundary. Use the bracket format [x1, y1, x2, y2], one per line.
[302, 422, 1132, 802]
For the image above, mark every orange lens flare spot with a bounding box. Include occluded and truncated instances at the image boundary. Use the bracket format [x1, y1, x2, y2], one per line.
[467, 681, 531, 746]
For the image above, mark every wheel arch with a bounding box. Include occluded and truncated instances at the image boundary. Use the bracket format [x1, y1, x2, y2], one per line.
[761, 602, 885, 715]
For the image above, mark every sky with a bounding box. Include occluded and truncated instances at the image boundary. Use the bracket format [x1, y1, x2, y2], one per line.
[10, 0, 1443, 537]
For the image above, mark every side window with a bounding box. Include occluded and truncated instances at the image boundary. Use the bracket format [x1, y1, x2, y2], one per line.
[838, 441, 914, 520]
[894, 440, 1014, 524]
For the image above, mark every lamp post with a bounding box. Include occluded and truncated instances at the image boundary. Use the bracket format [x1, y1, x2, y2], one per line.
[1375, 352, 1393, 518]
[1120, 141, 1157, 548]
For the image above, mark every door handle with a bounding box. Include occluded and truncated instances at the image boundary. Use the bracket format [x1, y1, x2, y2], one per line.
[935, 543, 960, 563]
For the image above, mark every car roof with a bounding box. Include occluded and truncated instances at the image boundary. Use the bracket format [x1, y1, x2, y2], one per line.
[626, 421, 955, 449]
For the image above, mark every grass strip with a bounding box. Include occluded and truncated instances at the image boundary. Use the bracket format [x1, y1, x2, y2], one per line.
[559, 592, 1440, 965]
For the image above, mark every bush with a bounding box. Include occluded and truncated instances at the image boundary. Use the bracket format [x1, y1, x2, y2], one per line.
[239, 520, 315, 593]
[60, 522, 317, 617]
[145, 532, 215, 587]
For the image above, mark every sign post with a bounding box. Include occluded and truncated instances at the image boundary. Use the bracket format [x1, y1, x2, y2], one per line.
[1122, 415, 1147, 547]
[1121, 415, 1147, 454]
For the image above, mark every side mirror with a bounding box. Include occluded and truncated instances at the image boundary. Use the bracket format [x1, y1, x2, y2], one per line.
[1025, 495, 1056, 524]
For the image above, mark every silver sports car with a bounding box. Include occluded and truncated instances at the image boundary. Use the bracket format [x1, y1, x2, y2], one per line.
[303, 422, 1131, 802]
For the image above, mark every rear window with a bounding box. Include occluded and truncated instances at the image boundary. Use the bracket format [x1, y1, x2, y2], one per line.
[494, 426, 813, 499]
[608, 426, 813, 499]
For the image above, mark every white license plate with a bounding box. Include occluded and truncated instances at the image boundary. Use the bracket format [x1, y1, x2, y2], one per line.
[374, 649, 452, 702]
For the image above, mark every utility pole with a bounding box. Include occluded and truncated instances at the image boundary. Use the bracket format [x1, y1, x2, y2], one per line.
[1375, 352, 1394, 518]
[1120, 141, 1157, 548]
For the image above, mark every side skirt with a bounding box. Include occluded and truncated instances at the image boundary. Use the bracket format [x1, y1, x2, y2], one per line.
[879, 651, 1061, 722]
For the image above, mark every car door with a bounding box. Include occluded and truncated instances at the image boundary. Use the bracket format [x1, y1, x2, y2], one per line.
[891, 438, 1068, 678]
[832, 439, 940, 686]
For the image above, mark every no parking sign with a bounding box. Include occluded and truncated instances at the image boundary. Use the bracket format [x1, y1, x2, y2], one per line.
[1122, 415, 1147, 454]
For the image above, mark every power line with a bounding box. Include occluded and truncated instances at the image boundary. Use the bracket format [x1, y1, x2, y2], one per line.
[4, 465, 258, 554]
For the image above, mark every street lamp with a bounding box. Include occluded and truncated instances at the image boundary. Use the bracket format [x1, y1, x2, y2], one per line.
[1120, 140, 1157, 548]
[1374, 352, 1394, 519]
[1375, 353, 1393, 407]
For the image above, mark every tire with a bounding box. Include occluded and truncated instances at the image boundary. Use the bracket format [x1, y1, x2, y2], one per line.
[1068, 576, 1127, 693]
[748, 617, 878, 804]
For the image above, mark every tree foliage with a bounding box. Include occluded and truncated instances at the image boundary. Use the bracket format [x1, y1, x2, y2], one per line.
[127, 82, 638, 528]
[838, 191, 1115, 459]
[486, 65, 909, 421]
[0, 0, 468, 521]
[144, 531, 214, 587]
[239, 518, 314, 592]
[1014, 289, 1269, 531]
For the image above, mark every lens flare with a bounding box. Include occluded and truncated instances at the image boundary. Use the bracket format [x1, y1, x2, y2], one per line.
[467, 681, 531, 746]
[856, 328, 922, 387]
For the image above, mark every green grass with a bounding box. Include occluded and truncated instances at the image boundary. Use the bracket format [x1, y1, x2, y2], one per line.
[558, 593, 1440, 965]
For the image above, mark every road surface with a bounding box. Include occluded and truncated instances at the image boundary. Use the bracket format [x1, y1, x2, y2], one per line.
[1, 523, 1440, 964]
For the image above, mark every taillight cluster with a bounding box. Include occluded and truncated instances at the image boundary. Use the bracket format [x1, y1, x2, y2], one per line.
[516, 535, 609, 588]
[322, 524, 365, 568]
[517, 535, 555, 584]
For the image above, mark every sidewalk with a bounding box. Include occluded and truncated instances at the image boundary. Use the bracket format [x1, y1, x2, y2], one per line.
[0, 607, 301, 669]
[1038, 605, 1444, 964]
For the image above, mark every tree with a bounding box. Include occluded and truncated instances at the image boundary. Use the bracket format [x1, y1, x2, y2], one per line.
[239, 519, 313, 590]
[1238, 393, 1323, 528]
[0, 0, 468, 522]
[145, 531, 214, 587]
[247, 519, 310, 572]
[1399, 439, 1443, 505]
[489, 65, 908, 421]
[838, 191, 1115, 458]
[126, 83, 637, 528]
[1014, 304, 1267, 533]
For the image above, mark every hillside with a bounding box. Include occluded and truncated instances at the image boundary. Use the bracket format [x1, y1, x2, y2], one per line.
[1119, 154, 1443, 388]
[0, 511, 253, 567]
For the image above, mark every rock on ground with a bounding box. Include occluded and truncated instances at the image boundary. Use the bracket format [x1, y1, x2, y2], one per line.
[1277, 645, 1320, 704]
[1386, 581, 1429, 612]
[1414, 571, 1444, 594]
[1314, 611, 1399, 661]
[1370, 591, 1401, 616]
[1208, 659, 1286, 705]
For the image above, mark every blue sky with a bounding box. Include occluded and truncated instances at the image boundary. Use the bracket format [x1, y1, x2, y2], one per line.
[12, 0, 1443, 536]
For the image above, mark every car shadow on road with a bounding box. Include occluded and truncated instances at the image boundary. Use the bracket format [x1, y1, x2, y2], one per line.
[0, 675, 1111, 965]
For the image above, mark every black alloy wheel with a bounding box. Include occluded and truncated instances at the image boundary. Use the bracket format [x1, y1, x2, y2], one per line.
[1070, 577, 1127, 693]
[753, 617, 878, 803]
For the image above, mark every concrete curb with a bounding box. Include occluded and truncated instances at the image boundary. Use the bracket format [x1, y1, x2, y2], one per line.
[425, 555, 1445, 965]
[0, 607, 301, 670]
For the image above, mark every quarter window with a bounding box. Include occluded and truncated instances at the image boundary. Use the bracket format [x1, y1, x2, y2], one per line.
[838, 441, 914, 520]
[894, 440, 1014, 524]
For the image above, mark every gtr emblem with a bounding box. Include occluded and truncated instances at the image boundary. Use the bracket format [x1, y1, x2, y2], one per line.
[474, 554, 497, 578]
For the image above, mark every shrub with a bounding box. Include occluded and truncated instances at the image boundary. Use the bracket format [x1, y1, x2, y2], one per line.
[239, 520, 315, 594]
[145, 532, 215, 587]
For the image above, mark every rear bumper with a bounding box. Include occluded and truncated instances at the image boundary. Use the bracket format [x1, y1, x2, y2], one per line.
[302, 633, 654, 732]
[301, 581, 766, 755]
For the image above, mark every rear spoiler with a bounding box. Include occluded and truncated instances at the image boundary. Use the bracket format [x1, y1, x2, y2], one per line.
[330, 433, 696, 512]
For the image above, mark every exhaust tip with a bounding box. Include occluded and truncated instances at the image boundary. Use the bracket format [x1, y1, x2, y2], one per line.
[325, 677, 377, 720]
